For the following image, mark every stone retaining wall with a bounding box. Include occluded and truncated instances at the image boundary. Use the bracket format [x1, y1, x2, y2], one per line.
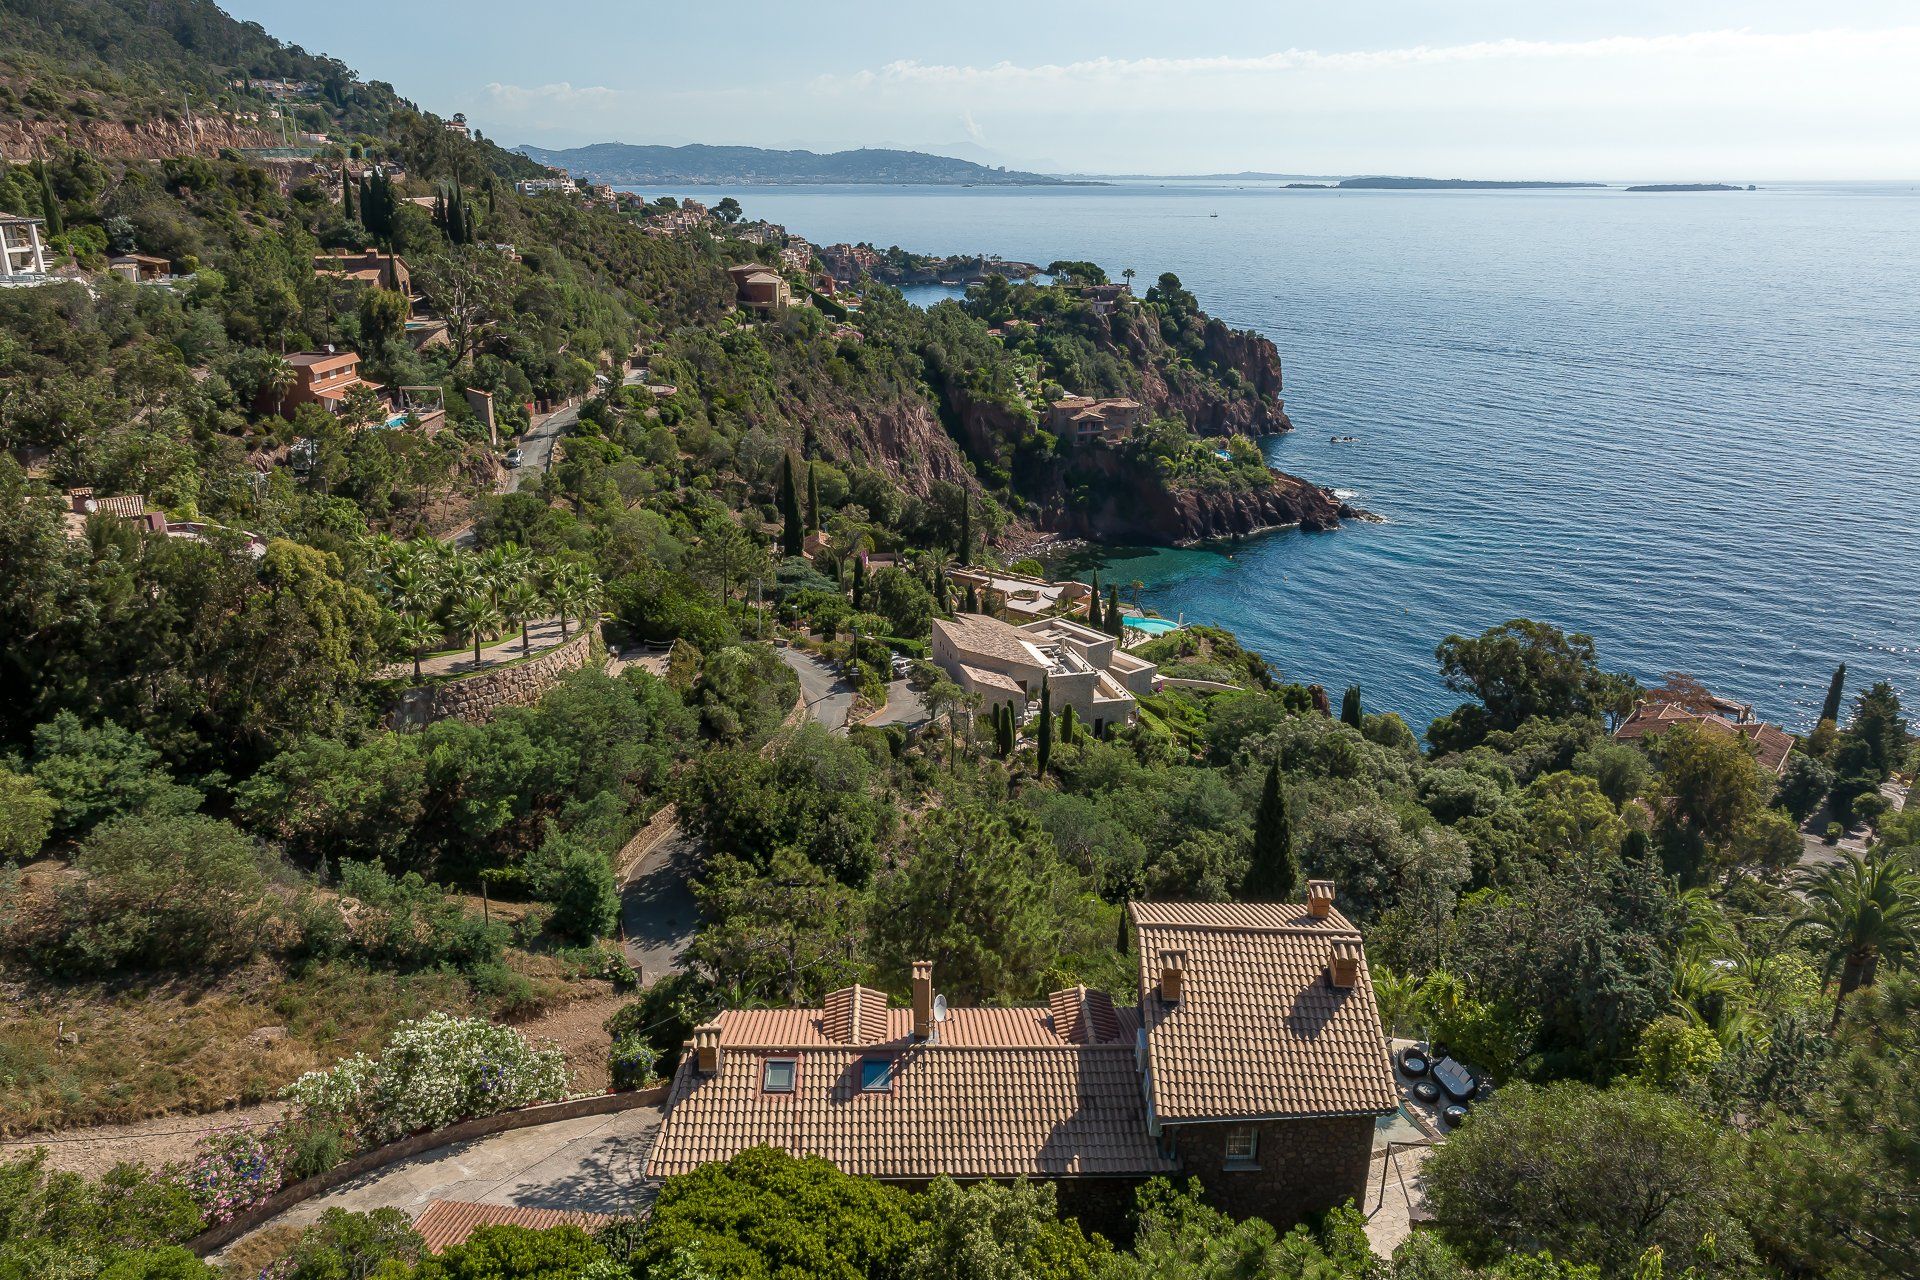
[388, 629, 598, 728]
[188, 1085, 670, 1256]
[615, 803, 680, 883]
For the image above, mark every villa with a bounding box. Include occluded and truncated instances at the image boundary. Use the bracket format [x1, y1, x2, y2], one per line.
[314, 248, 411, 296]
[1614, 699, 1796, 776]
[270, 350, 379, 417]
[645, 887, 1397, 1231]
[107, 253, 174, 282]
[1, 213, 49, 281]
[930, 611, 1156, 733]
[946, 567, 1090, 622]
[1048, 396, 1146, 445]
[728, 262, 792, 313]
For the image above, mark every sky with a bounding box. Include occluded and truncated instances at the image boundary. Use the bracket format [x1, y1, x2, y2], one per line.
[222, 1, 1920, 179]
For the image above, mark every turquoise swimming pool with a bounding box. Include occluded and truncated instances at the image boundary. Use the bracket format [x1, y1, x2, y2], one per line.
[1126, 616, 1181, 636]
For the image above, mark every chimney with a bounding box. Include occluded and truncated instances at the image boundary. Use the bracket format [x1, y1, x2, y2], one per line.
[911, 960, 935, 1041]
[69, 487, 93, 513]
[692, 1022, 722, 1075]
[1330, 939, 1361, 989]
[1157, 950, 1187, 1005]
[1307, 879, 1336, 919]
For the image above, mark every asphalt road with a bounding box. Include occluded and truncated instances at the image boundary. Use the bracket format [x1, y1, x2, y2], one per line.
[503, 402, 578, 494]
[778, 647, 857, 733]
[620, 825, 699, 985]
[866, 678, 932, 730]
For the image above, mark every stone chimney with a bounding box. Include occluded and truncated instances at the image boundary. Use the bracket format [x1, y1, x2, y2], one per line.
[1307, 879, 1336, 919]
[911, 960, 935, 1041]
[1157, 950, 1187, 1005]
[1330, 939, 1361, 989]
[693, 1022, 723, 1075]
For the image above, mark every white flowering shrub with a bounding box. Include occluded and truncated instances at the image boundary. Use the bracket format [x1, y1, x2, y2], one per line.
[283, 1012, 568, 1147]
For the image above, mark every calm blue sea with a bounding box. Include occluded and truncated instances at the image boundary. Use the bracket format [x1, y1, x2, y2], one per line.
[673, 181, 1920, 731]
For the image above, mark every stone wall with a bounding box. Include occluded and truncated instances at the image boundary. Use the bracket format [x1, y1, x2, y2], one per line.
[1169, 1114, 1376, 1228]
[387, 629, 598, 728]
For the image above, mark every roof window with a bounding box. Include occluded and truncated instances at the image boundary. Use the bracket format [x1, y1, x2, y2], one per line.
[762, 1058, 796, 1093]
[859, 1057, 894, 1093]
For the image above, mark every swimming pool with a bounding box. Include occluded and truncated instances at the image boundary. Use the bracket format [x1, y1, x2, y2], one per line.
[1126, 616, 1181, 636]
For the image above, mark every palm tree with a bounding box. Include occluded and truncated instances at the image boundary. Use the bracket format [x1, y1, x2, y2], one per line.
[1795, 849, 1920, 1026]
[1122, 267, 1136, 294]
[395, 612, 440, 679]
[501, 580, 541, 656]
[448, 592, 503, 667]
[262, 354, 296, 416]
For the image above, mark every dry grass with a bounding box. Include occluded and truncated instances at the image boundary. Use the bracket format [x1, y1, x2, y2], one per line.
[0, 955, 586, 1139]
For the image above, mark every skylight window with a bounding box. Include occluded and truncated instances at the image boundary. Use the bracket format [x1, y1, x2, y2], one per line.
[859, 1057, 894, 1092]
[762, 1058, 796, 1093]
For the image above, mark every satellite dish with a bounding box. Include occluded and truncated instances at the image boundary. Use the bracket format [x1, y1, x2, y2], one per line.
[932, 994, 948, 1023]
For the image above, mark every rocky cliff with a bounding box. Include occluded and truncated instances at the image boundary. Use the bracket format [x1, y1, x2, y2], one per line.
[1032, 445, 1347, 545]
[0, 114, 281, 164]
[1113, 308, 1293, 437]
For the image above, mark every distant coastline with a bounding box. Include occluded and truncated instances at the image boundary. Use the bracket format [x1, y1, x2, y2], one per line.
[1625, 183, 1754, 193]
[512, 142, 1094, 187]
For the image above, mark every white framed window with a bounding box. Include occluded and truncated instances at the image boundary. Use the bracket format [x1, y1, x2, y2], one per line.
[1224, 1127, 1258, 1165]
[762, 1058, 797, 1093]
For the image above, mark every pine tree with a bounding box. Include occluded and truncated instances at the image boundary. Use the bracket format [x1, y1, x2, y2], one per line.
[806, 462, 820, 534]
[1341, 685, 1363, 728]
[1060, 703, 1077, 745]
[1820, 663, 1848, 725]
[1087, 573, 1102, 628]
[1243, 760, 1298, 900]
[778, 455, 803, 557]
[1036, 680, 1053, 776]
[959, 493, 974, 564]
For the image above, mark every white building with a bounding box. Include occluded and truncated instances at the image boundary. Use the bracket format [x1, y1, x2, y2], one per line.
[931, 613, 1158, 735]
[1, 214, 49, 281]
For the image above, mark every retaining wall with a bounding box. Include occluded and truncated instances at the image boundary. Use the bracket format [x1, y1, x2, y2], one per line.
[188, 1085, 669, 1256]
[387, 629, 598, 728]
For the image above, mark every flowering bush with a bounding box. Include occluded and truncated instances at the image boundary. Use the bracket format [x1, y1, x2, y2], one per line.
[177, 1125, 293, 1226]
[608, 1034, 660, 1090]
[284, 1013, 568, 1147]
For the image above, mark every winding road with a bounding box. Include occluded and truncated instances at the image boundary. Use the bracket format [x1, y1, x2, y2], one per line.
[779, 647, 857, 732]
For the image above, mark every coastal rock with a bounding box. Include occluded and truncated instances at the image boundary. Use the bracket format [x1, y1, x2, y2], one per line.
[1032, 445, 1346, 545]
[1114, 310, 1293, 437]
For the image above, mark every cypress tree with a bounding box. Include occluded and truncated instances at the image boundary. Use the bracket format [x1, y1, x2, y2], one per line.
[433, 189, 447, 235]
[851, 553, 867, 609]
[1243, 760, 1298, 900]
[1106, 586, 1123, 637]
[1087, 573, 1102, 628]
[778, 455, 803, 557]
[1820, 663, 1847, 725]
[341, 164, 356, 221]
[806, 462, 820, 534]
[958, 493, 974, 564]
[37, 163, 63, 237]
[963, 583, 978, 613]
[1036, 680, 1053, 776]
[1340, 685, 1363, 728]
[1060, 703, 1076, 745]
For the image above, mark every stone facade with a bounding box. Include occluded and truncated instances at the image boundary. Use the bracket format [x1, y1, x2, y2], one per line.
[1166, 1114, 1376, 1225]
[387, 629, 598, 728]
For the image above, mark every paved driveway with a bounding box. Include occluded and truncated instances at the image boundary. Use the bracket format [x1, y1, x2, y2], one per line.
[503, 403, 578, 494]
[864, 678, 931, 730]
[620, 826, 700, 984]
[778, 647, 856, 733]
[215, 1107, 662, 1256]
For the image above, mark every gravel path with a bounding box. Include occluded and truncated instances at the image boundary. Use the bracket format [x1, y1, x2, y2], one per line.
[9, 1101, 289, 1179]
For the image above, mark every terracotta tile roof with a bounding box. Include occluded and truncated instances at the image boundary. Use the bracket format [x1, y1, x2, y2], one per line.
[1048, 985, 1125, 1045]
[1614, 701, 1796, 775]
[411, 1200, 617, 1253]
[1131, 901, 1398, 1123]
[647, 1042, 1172, 1180]
[822, 985, 892, 1044]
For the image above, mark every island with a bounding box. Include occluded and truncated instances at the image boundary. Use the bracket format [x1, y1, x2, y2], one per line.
[512, 142, 1086, 186]
[1624, 183, 1754, 193]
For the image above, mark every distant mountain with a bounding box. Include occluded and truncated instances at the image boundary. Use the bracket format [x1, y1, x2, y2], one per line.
[512, 143, 1079, 187]
[1336, 177, 1606, 190]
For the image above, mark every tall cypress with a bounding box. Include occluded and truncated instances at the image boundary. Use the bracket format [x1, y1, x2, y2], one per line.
[778, 455, 803, 557]
[958, 493, 973, 564]
[1340, 685, 1363, 728]
[1060, 703, 1077, 746]
[1106, 586, 1123, 637]
[1087, 573, 1102, 628]
[1243, 760, 1298, 900]
[851, 553, 867, 609]
[37, 163, 63, 237]
[1820, 663, 1847, 724]
[1036, 680, 1053, 776]
[806, 462, 820, 534]
[963, 583, 978, 613]
[341, 164, 356, 221]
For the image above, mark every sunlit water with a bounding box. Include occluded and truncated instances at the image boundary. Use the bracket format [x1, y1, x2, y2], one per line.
[666, 181, 1920, 730]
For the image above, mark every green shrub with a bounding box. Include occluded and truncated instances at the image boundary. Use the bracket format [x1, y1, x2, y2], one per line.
[545, 848, 619, 943]
[609, 1034, 660, 1090]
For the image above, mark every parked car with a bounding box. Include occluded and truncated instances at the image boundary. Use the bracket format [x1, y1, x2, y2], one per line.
[505, 448, 524, 468]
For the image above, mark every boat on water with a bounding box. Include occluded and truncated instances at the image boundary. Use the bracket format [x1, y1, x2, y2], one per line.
[1330, 434, 1360, 443]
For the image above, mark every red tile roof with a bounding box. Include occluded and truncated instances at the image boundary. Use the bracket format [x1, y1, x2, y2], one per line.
[410, 1200, 618, 1253]
[1614, 701, 1796, 775]
[1131, 901, 1398, 1123]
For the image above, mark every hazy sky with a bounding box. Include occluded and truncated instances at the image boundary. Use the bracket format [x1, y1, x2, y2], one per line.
[223, 1, 1920, 178]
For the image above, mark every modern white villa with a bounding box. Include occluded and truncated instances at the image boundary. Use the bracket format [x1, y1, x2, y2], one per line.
[931, 612, 1159, 734]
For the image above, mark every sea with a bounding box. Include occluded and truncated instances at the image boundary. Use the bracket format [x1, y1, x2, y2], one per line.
[661, 180, 1920, 732]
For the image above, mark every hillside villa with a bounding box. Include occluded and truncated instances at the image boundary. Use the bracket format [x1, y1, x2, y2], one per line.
[1, 213, 49, 281]
[946, 566, 1090, 622]
[931, 611, 1157, 733]
[314, 248, 411, 296]
[107, 253, 175, 282]
[1048, 396, 1146, 445]
[1613, 698, 1796, 776]
[645, 888, 1397, 1231]
[63, 488, 267, 557]
[728, 262, 791, 313]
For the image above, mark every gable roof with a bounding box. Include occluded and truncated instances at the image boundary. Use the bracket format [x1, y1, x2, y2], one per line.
[1131, 901, 1397, 1124]
[934, 613, 1047, 669]
[646, 984, 1161, 1181]
[410, 1200, 618, 1253]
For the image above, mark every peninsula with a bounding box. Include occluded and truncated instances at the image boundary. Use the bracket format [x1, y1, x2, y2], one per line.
[512, 142, 1081, 186]
[1625, 182, 1753, 192]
